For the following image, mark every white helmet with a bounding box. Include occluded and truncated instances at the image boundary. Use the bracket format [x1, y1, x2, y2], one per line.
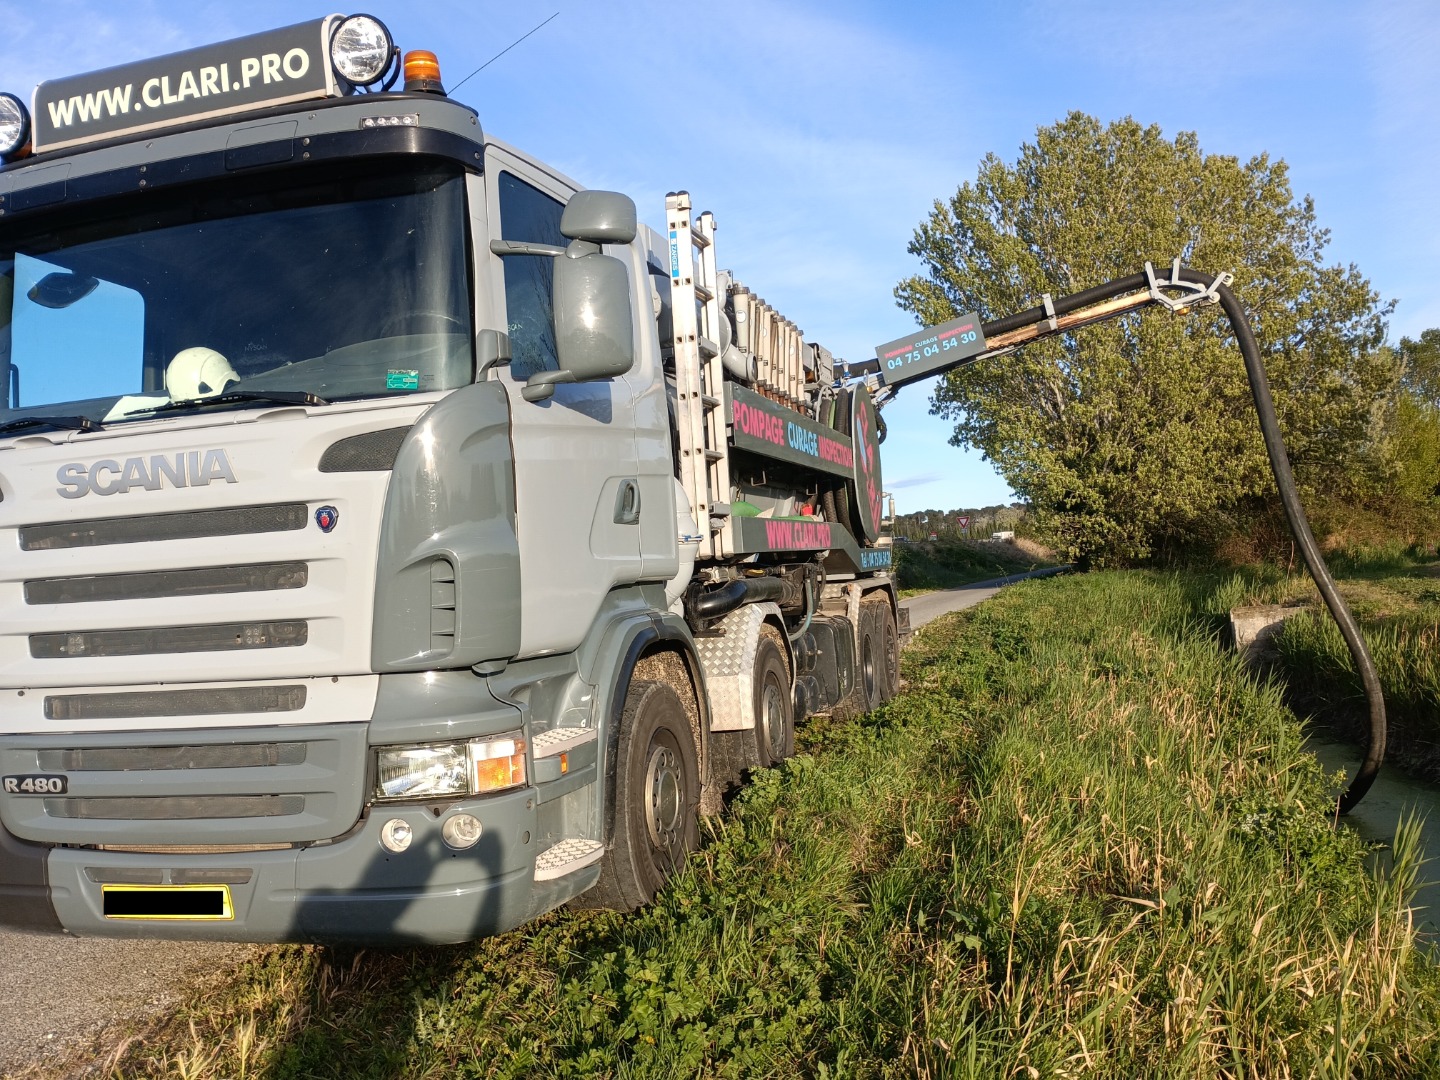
[166, 347, 239, 400]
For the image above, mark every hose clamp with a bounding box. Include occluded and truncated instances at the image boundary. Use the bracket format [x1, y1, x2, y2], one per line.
[1145, 258, 1233, 312]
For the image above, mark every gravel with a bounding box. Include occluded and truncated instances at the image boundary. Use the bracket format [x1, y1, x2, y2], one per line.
[0, 930, 254, 1076]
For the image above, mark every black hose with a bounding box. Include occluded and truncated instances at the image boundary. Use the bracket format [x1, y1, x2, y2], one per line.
[981, 273, 1149, 338]
[687, 580, 748, 621]
[738, 576, 789, 604]
[977, 268, 1384, 813]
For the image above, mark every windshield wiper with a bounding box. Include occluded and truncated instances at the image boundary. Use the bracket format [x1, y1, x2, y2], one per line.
[128, 390, 330, 416]
[0, 414, 104, 436]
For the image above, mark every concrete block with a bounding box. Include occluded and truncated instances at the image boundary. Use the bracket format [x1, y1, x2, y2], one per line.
[1229, 604, 1308, 663]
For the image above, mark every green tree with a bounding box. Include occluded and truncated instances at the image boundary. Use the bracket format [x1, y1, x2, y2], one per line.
[895, 113, 1395, 565]
[1398, 329, 1440, 404]
[1390, 330, 1440, 503]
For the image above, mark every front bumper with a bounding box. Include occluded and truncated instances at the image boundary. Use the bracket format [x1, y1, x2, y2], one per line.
[0, 787, 563, 944]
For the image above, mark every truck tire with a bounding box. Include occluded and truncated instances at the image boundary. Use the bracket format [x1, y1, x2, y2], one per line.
[857, 603, 882, 711]
[855, 597, 897, 712]
[753, 627, 794, 766]
[588, 679, 700, 910]
[868, 595, 900, 702]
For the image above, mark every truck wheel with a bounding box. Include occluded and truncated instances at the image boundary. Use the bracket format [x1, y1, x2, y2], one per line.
[856, 601, 885, 712]
[872, 597, 900, 702]
[753, 628, 794, 766]
[590, 680, 700, 910]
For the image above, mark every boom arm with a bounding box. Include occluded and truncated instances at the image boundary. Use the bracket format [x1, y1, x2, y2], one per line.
[854, 260, 1385, 814]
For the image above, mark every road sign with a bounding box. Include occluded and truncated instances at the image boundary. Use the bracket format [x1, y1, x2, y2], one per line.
[957, 515, 970, 528]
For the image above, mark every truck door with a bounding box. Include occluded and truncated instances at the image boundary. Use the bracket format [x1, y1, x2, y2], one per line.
[484, 150, 643, 657]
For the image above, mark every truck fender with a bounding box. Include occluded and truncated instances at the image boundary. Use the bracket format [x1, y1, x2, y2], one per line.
[692, 602, 796, 732]
[586, 611, 713, 838]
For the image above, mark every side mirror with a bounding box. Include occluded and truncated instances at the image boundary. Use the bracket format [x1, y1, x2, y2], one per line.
[27, 271, 99, 310]
[524, 241, 635, 402]
[561, 190, 637, 245]
[491, 190, 639, 403]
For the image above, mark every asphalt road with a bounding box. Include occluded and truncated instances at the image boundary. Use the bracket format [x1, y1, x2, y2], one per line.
[900, 565, 1068, 630]
[0, 566, 1063, 1076]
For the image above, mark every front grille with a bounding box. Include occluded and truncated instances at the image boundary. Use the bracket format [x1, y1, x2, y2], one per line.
[44, 685, 308, 722]
[30, 621, 308, 658]
[45, 795, 305, 820]
[41, 740, 308, 771]
[98, 843, 294, 854]
[319, 426, 410, 472]
[83, 867, 255, 885]
[85, 868, 164, 884]
[20, 503, 308, 551]
[1, 722, 366, 847]
[25, 562, 308, 605]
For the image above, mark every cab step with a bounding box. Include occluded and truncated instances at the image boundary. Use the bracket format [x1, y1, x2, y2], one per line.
[534, 837, 604, 881]
[531, 726, 597, 757]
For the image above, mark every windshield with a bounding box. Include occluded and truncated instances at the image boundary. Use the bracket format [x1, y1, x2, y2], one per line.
[0, 159, 473, 427]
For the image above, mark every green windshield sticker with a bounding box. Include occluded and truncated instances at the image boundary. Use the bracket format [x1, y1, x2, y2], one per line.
[386, 370, 420, 391]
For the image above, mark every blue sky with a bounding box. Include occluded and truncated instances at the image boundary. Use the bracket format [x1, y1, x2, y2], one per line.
[3, 1, 1436, 512]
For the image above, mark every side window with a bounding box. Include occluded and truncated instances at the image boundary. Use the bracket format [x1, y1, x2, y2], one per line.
[497, 171, 565, 380]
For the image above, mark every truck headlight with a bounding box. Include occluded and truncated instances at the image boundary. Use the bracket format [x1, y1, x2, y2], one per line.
[375, 744, 467, 799]
[373, 734, 527, 802]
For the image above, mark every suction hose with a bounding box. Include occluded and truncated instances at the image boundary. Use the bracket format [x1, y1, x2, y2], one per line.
[977, 269, 1385, 813]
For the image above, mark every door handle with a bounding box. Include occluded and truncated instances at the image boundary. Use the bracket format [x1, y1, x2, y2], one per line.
[614, 479, 641, 525]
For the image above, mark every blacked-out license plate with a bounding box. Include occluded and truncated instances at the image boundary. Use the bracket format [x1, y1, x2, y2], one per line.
[102, 885, 233, 920]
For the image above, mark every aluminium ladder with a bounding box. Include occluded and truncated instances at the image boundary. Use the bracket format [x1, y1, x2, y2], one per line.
[665, 192, 819, 559]
[666, 191, 730, 559]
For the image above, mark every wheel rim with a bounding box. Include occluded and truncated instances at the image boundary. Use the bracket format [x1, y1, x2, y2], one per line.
[862, 636, 877, 703]
[762, 676, 787, 757]
[643, 734, 685, 861]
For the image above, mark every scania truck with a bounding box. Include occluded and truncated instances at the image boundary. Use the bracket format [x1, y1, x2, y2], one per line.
[0, 16, 901, 942]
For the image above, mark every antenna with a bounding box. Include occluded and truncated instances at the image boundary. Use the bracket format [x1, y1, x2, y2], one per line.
[450, 12, 561, 93]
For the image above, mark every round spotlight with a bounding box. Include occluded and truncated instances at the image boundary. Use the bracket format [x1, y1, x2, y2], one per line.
[331, 14, 394, 86]
[0, 94, 31, 158]
[379, 817, 413, 853]
[441, 813, 482, 850]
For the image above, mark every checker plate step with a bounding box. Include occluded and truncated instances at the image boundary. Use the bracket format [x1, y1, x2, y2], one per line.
[534, 837, 604, 881]
[531, 726, 597, 758]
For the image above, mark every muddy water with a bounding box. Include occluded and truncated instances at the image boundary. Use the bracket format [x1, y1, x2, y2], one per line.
[1310, 738, 1440, 937]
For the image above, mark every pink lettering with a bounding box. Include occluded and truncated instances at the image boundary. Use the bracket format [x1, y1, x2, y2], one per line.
[733, 400, 785, 446]
[764, 519, 833, 550]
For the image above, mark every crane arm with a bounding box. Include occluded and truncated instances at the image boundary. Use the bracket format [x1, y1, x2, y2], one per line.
[851, 260, 1384, 814]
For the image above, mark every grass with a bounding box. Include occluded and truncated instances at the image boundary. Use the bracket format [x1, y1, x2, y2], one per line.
[1198, 543, 1440, 782]
[893, 536, 1057, 597]
[30, 571, 1440, 1079]
[1273, 549, 1440, 783]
